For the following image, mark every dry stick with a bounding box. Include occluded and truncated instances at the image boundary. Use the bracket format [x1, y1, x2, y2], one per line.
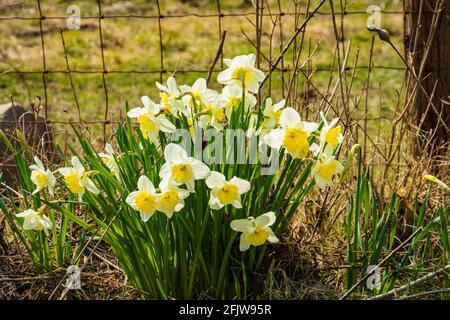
[216, 0, 224, 69]
[156, 0, 164, 83]
[206, 31, 227, 86]
[265, 2, 277, 96]
[259, 0, 327, 89]
[363, 35, 375, 161]
[328, 0, 347, 117]
[276, 0, 285, 97]
[398, 288, 450, 300]
[36, 0, 48, 121]
[60, 30, 81, 123]
[339, 226, 423, 300]
[286, 0, 312, 105]
[97, 0, 109, 142]
[368, 264, 450, 300]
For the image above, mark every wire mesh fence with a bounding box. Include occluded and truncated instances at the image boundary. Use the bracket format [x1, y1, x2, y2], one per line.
[0, 0, 407, 155]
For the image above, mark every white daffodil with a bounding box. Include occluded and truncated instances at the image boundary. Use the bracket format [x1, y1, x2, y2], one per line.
[157, 179, 190, 218]
[206, 171, 250, 210]
[58, 156, 100, 201]
[311, 154, 344, 188]
[315, 111, 343, 155]
[180, 78, 218, 112]
[262, 98, 285, 130]
[198, 94, 226, 131]
[29, 156, 56, 196]
[159, 143, 210, 192]
[127, 96, 176, 143]
[126, 175, 159, 222]
[99, 143, 121, 180]
[16, 206, 52, 235]
[230, 212, 279, 251]
[217, 54, 265, 94]
[221, 84, 257, 118]
[263, 107, 318, 159]
[156, 76, 185, 116]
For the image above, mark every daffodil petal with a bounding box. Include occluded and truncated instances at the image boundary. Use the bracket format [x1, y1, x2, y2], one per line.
[239, 235, 250, 251]
[280, 107, 301, 128]
[138, 176, 155, 193]
[230, 219, 252, 232]
[230, 177, 250, 194]
[206, 171, 226, 189]
[263, 129, 284, 150]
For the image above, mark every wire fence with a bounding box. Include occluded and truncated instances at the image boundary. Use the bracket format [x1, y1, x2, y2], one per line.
[0, 0, 407, 144]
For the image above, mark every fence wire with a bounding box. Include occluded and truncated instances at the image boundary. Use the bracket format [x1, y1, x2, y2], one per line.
[0, 0, 406, 147]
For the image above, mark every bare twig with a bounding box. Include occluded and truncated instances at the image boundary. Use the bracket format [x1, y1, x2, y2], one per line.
[206, 31, 227, 86]
[368, 264, 450, 300]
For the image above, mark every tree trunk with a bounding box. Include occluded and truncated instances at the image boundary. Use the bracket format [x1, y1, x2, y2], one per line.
[404, 0, 450, 156]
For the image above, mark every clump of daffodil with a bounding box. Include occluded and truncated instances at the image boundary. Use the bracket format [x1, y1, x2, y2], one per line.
[126, 175, 159, 222]
[424, 174, 450, 194]
[217, 54, 265, 93]
[127, 96, 176, 143]
[206, 171, 250, 210]
[29, 156, 56, 196]
[159, 143, 210, 192]
[230, 212, 279, 251]
[16, 205, 52, 235]
[58, 156, 100, 201]
[98, 143, 121, 180]
[157, 179, 190, 218]
[263, 107, 318, 159]
[311, 153, 344, 188]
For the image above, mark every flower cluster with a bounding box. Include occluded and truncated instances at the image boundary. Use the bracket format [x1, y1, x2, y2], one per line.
[16, 54, 347, 252]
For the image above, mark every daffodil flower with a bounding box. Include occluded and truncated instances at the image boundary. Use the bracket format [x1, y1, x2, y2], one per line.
[59, 156, 100, 201]
[126, 175, 159, 222]
[29, 156, 56, 196]
[230, 212, 279, 251]
[217, 54, 265, 94]
[180, 78, 218, 112]
[127, 96, 176, 143]
[159, 143, 210, 192]
[156, 76, 184, 116]
[206, 171, 250, 210]
[263, 107, 318, 159]
[262, 98, 285, 130]
[157, 179, 190, 218]
[221, 84, 256, 118]
[311, 154, 344, 188]
[198, 94, 226, 131]
[98, 143, 120, 180]
[16, 205, 52, 235]
[312, 111, 343, 156]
